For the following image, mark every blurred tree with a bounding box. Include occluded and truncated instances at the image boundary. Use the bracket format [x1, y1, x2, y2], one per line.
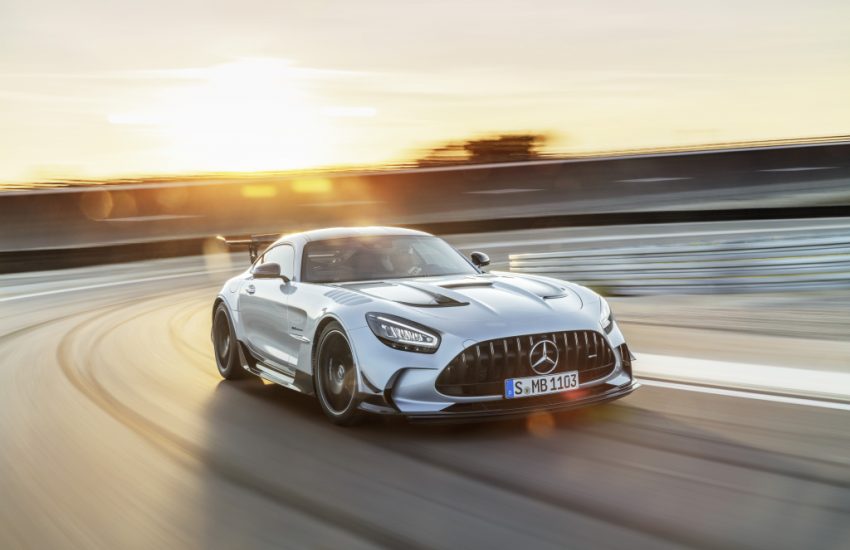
[416, 134, 546, 167]
[415, 143, 468, 167]
[464, 134, 544, 164]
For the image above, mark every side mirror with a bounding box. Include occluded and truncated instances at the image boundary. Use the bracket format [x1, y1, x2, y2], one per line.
[253, 262, 290, 282]
[470, 251, 490, 268]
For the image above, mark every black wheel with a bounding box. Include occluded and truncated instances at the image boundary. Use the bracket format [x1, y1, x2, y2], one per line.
[213, 304, 246, 380]
[314, 322, 364, 426]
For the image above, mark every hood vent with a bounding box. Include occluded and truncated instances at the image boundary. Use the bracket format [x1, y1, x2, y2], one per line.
[439, 281, 494, 289]
[395, 282, 469, 307]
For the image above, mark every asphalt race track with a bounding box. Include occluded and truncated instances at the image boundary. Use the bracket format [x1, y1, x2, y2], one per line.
[2, 224, 849, 549]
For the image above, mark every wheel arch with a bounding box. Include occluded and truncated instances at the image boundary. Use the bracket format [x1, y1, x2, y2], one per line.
[212, 296, 226, 319]
[211, 297, 227, 341]
[212, 295, 244, 344]
[311, 314, 346, 369]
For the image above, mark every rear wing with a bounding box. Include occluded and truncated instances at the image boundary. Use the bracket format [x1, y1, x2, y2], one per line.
[216, 233, 280, 263]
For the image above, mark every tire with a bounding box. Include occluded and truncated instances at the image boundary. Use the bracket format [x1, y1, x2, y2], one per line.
[314, 321, 364, 426]
[213, 303, 247, 380]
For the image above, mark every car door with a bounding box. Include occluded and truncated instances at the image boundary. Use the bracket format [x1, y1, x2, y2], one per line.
[239, 243, 296, 368]
[277, 275, 316, 375]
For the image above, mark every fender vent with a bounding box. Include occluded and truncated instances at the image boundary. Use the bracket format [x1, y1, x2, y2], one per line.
[324, 289, 373, 306]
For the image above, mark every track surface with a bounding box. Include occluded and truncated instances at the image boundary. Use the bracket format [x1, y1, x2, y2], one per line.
[2, 225, 850, 549]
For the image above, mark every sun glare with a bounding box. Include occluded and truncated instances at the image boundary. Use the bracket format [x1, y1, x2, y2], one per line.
[109, 58, 333, 173]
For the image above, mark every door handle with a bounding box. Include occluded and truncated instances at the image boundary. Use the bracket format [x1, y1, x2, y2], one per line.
[246, 284, 256, 295]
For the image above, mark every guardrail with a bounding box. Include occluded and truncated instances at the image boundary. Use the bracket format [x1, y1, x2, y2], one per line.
[2, 140, 849, 273]
[2, 140, 849, 253]
[509, 235, 850, 295]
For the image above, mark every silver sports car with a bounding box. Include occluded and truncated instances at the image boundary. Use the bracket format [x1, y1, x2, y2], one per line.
[212, 227, 638, 425]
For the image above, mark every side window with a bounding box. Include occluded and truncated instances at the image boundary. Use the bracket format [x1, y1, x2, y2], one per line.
[262, 245, 295, 279]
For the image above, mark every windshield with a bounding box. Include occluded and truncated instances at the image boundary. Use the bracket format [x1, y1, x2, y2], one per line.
[301, 235, 478, 283]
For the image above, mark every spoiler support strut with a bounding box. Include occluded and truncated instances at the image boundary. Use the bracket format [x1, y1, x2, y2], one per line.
[216, 233, 279, 263]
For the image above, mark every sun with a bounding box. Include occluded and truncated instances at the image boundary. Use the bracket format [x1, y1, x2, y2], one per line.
[109, 58, 332, 173]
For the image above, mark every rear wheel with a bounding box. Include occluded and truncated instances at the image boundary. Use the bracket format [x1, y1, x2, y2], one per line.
[314, 322, 364, 426]
[213, 304, 246, 380]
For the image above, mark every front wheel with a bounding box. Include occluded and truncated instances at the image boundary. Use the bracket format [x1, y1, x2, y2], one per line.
[314, 322, 364, 426]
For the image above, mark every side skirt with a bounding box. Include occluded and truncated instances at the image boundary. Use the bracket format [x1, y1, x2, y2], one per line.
[237, 341, 315, 395]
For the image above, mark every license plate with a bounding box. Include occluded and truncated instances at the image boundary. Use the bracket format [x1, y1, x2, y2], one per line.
[505, 371, 579, 399]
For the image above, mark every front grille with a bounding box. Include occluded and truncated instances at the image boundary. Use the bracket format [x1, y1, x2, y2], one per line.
[436, 330, 616, 397]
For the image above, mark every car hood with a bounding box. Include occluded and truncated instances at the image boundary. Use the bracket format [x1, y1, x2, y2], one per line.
[339, 272, 598, 340]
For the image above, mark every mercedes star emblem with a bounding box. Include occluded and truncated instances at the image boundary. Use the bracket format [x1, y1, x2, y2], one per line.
[529, 339, 559, 375]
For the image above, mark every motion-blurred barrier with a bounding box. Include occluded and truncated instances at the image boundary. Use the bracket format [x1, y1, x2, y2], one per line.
[2, 140, 849, 254]
[509, 235, 850, 295]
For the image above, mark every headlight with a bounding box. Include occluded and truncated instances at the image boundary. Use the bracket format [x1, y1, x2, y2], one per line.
[599, 298, 614, 333]
[366, 313, 441, 353]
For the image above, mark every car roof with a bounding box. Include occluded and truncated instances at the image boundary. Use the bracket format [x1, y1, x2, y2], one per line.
[274, 226, 432, 246]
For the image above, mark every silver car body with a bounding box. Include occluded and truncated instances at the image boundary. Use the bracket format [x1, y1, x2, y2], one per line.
[214, 226, 638, 420]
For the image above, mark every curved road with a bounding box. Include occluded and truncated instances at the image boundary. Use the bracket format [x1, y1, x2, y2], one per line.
[1, 251, 849, 548]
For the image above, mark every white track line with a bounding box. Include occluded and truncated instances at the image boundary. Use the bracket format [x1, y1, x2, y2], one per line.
[0, 266, 240, 303]
[466, 188, 544, 195]
[639, 379, 850, 411]
[634, 352, 850, 402]
[616, 177, 691, 183]
[759, 166, 836, 173]
[102, 214, 201, 222]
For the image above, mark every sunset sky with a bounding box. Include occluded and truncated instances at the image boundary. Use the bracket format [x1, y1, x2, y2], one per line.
[1, 0, 849, 182]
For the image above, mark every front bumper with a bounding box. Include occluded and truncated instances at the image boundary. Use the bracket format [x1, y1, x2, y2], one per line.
[356, 348, 638, 422]
[400, 379, 640, 423]
[351, 320, 636, 421]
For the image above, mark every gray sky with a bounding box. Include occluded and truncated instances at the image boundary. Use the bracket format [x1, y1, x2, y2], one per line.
[1, 0, 848, 181]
